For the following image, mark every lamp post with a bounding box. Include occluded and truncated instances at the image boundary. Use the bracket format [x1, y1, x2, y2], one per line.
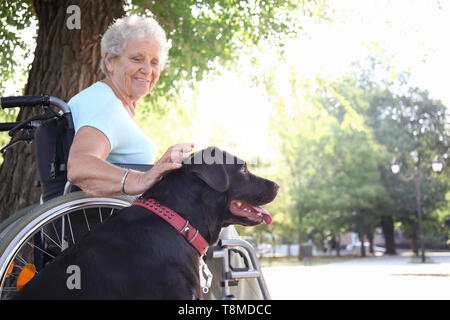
[390, 156, 443, 263]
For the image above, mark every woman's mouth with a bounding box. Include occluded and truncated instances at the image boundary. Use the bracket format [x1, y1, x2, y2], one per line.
[134, 77, 150, 85]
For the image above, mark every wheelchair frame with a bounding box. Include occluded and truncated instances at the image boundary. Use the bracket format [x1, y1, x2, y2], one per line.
[0, 95, 270, 300]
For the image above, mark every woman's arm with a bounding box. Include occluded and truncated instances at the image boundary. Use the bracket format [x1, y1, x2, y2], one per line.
[67, 126, 193, 196]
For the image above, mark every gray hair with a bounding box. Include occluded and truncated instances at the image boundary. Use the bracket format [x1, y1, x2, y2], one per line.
[100, 15, 170, 76]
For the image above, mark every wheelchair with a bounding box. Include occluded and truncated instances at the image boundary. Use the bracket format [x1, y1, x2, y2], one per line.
[0, 95, 270, 300]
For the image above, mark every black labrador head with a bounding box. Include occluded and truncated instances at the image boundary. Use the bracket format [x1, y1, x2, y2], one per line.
[143, 146, 279, 244]
[185, 146, 279, 227]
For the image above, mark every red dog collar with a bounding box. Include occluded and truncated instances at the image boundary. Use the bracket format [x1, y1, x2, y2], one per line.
[132, 198, 209, 256]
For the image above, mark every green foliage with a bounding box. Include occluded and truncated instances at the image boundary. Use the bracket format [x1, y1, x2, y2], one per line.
[0, 108, 18, 165]
[0, 0, 34, 95]
[129, 0, 328, 111]
[295, 77, 388, 244]
[256, 53, 449, 251]
[358, 61, 449, 241]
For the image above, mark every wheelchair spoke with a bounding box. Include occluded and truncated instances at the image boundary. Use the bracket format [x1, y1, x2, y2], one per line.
[12, 263, 38, 274]
[61, 216, 67, 250]
[66, 214, 75, 245]
[83, 209, 91, 232]
[51, 221, 61, 244]
[6, 273, 18, 279]
[25, 241, 55, 259]
[41, 229, 62, 250]
[15, 254, 28, 266]
[99, 208, 103, 223]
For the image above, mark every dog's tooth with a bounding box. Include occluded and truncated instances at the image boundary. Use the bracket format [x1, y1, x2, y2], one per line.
[236, 201, 242, 207]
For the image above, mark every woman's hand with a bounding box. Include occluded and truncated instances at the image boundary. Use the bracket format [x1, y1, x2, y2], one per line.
[130, 143, 194, 193]
[151, 142, 194, 178]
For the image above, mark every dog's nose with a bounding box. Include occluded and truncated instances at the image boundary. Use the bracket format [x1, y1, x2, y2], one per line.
[273, 183, 280, 194]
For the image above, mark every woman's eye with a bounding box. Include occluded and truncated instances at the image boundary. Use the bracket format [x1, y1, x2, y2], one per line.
[131, 57, 141, 62]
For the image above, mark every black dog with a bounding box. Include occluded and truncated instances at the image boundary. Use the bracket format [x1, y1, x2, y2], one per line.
[14, 147, 279, 299]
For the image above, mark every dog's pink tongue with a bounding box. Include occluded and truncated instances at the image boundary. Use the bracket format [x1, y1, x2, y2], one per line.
[255, 206, 272, 225]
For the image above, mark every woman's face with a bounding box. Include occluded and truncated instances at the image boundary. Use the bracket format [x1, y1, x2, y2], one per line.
[105, 37, 162, 103]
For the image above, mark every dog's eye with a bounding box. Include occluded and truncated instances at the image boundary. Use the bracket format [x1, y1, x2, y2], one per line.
[240, 164, 248, 174]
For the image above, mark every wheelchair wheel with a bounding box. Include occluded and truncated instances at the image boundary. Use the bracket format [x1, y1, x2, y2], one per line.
[0, 191, 134, 299]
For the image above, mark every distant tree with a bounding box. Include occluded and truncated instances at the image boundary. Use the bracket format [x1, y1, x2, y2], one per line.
[366, 84, 449, 254]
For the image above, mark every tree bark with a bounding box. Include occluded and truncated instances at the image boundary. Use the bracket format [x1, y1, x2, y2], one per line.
[0, 0, 124, 222]
[297, 205, 305, 261]
[335, 235, 340, 257]
[368, 233, 374, 255]
[358, 228, 366, 257]
[381, 215, 397, 255]
[410, 228, 419, 256]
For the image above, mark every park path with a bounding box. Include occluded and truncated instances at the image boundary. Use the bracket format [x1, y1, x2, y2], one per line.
[261, 252, 450, 300]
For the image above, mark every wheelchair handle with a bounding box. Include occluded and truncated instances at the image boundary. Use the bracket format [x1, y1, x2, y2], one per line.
[1, 95, 49, 109]
[1, 95, 71, 114]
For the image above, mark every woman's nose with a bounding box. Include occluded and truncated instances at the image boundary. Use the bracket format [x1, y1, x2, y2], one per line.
[140, 60, 151, 74]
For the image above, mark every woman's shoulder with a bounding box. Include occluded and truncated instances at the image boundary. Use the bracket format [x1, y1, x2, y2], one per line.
[68, 81, 120, 111]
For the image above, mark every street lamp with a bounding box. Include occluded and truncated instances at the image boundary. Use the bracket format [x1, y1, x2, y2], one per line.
[390, 156, 444, 263]
[431, 156, 443, 173]
[390, 159, 401, 175]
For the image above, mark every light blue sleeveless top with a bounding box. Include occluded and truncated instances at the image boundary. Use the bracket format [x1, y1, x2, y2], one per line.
[68, 81, 156, 165]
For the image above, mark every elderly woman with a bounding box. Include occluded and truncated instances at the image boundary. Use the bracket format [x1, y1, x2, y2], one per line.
[67, 15, 192, 195]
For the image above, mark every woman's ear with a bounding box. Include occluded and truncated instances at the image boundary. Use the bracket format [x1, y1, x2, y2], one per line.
[104, 52, 114, 75]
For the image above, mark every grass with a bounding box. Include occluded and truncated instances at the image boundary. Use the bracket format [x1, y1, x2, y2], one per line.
[259, 255, 359, 268]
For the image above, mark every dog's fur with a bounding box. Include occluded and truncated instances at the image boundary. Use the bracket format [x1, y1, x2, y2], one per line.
[14, 147, 279, 299]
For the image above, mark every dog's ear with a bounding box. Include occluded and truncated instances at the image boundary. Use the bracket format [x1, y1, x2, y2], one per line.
[187, 147, 230, 192]
[188, 164, 229, 193]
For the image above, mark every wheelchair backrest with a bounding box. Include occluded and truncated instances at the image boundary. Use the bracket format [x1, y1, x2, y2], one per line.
[34, 116, 74, 202]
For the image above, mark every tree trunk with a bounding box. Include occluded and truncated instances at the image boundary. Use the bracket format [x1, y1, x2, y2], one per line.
[410, 229, 419, 256]
[358, 229, 366, 257]
[335, 235, 340, 257]
[381, 215, 397, 255]
[0, 0, 124, 222]
[297, 206, 305, 261]
[368, 234, 374, 255]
